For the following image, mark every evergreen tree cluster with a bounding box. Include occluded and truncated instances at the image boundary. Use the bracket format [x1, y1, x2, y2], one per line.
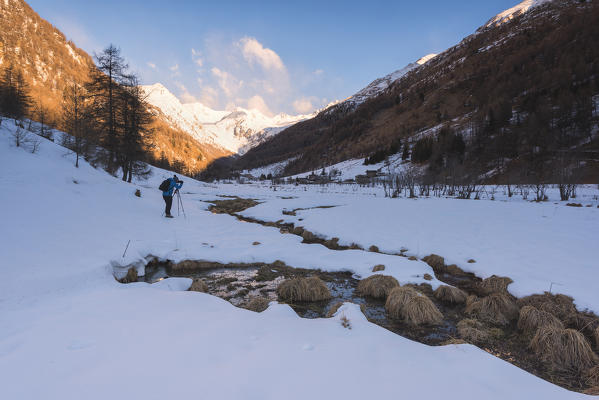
[0, 64, 31, 120]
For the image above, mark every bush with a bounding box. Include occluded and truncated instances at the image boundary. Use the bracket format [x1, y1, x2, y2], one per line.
[189, 278, 208, 293]
[517, 305, 564, 335]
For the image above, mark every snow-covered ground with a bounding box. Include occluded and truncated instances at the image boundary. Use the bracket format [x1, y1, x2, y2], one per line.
[0, 121, 595, 399]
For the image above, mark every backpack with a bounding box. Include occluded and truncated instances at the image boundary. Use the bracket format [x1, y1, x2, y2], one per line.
[158, 179, 170, 192]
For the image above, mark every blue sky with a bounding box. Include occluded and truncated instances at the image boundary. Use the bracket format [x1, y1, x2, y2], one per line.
[28, 0, 520, 115]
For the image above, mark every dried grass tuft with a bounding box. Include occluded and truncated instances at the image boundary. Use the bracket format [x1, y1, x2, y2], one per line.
[119, 267, 138, 283]
[276, 276, 331, 302]
[189, 278, 208, 293]
[385, 287, 442, 325]
[357, 275, 399, 299]
[595, 326, 599, 349]
[517, 292, 577, 321]
[457, 319, 491, 344]
[401, 295, 444, 325]
[326, 301, 344, 318]
[408, 256, 418, 261]
[422, 254, 445, 270]
[479, 275, 513, 294]
[423, 273, 433, 281]
[584, 386, 599, 396]
[434, 285, 468, 304]
[466, 292, 519, 326]
[385, 286, 419, 319]
[369, 245, 380, 252]
[530, 327, 598, 372]
[586, 366, 599, 387]
[372, 264, 385, 272]
[517, 306, 564, 334]
[245, 297, 270, 312]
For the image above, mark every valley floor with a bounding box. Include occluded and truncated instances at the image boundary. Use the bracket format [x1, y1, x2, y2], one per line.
[0, 123, 597, 399]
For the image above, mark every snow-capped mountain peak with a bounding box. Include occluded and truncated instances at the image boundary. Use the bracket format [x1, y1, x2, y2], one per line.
[141, 84, 317, 154]
[484, 0, 552, 28]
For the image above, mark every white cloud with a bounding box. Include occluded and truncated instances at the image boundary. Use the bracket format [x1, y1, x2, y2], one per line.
[239, 37, 285, 71]
[175, 82, 199, 103]
[292, 97, 315, 114]
[191, 48, 203, 67]
[147, 62, 157, 70]
[170, 64, 180, 77]
[247, 95, 272, 116]
[314, 69, 324, 76]
[199, 86, 219, 108]
[211, 67, 243, 98]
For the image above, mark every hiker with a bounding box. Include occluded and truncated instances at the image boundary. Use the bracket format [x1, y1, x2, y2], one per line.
[160, 175, 183, 218]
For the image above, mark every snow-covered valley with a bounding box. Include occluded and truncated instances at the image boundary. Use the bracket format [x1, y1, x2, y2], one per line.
[1, 121, 598, 399]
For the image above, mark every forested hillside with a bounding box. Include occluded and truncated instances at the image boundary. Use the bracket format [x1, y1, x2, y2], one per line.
[229, 0, 598, 183]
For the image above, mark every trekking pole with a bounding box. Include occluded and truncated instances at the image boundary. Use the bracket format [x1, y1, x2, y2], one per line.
[176, 189, 186, 219]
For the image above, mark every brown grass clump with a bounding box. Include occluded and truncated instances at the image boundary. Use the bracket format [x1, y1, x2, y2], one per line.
[423, 273, 433, 281]
[479, 275, 513, 294]
[385, 287, 442, 325]
[586, 366, 599, 387]
[467, 259, 476, 263]
[517, 292, 577, 321]
[369, 245, 380, 252]
[457, 319, 491, 344]
[357, 275, 399, 299]
[402, 295, 444, 325]
[530, 327, 598, 372]
[466, 292, 519, 326]
[446, 264, 466, 276]
[595, 326, 599, 349]
[372, 264, 385, 272]
[385, 286, 419, 319]
[245, 297, 270, 312]
[189, 278, 208, 293]
[442, 338, 467, 345]
[301, 230, 316, 241]
[422, 254, 445, 270]
[276, 276, 331, 302]
[584, 386, 599, 396]
[326, 301, 344, 318]
[434, 285, 468, 304]
[408, 256, 418, 261]
[119, 267, 138, 283]
[517, 306, 564, 334]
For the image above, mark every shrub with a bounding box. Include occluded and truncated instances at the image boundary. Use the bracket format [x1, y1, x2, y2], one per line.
[530, 327, 598, 372]
[423, 273, 433, 281]
[357, 275, 399, 299]
[517, 306, 564, 334]
[434, 285, 468, 304]
[134, 189, 141, 197]
[276, 276, 331, 302]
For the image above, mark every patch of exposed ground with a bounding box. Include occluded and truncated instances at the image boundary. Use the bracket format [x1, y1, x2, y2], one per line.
[125, 255, 599, 394]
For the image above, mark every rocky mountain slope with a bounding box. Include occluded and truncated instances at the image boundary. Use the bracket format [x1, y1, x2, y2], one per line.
[226, 0, 599, 182]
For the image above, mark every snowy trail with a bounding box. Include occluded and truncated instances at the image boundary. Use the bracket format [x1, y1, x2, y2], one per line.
[0, 125, 593, 399]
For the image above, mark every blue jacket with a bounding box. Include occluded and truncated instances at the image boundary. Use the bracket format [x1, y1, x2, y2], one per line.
[162, 178, 183, 197]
